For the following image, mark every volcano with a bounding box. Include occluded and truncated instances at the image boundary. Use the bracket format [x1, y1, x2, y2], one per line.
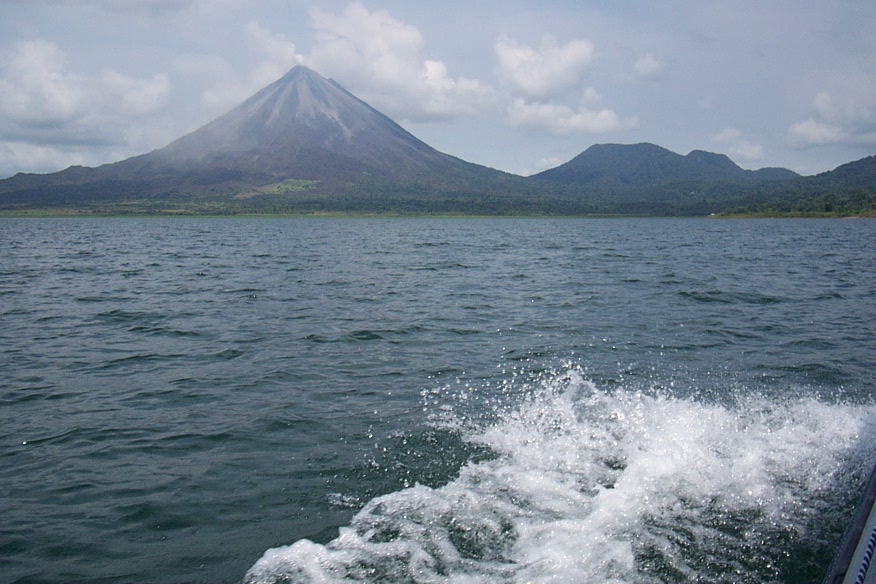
[0, 66, 517, 212]
[140, 65, 491, 184]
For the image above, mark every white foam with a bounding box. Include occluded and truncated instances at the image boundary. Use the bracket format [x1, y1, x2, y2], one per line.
[245, 368, 876, 584]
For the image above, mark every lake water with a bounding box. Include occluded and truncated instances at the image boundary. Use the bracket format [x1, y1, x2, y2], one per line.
[1, 217, 874, 584]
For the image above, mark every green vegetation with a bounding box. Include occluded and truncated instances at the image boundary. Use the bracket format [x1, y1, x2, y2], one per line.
[720, 190, 874, 218]
[0, 182, 871, 218]
[1, 152, 871, 218]
[236, 178, 320, 199]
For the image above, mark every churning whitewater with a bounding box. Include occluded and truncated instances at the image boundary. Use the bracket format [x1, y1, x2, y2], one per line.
[245, 367, 876, 584]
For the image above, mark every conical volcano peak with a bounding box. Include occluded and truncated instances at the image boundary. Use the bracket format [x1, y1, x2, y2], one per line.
[263, 64, 340, 109]
[255, 65, 357, 128]
[277, 64, 324, 82]
[139, 64, 453, 183]
[190, 64, 367, 148]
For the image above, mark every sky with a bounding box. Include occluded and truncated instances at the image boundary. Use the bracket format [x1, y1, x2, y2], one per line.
[1, 0, 874, 179]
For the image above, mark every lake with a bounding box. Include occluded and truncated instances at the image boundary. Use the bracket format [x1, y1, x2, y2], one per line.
[1, 217, 874, 584]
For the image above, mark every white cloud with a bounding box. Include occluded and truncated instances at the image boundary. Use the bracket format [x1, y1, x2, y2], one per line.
[0, 140, 91, 177]
[202, 22, 304, 111]
[0, 38, 177, 175]
[416, 59, 492, 119]
[246, 21, 304, 90]
[811, 90, 869, 127]
[0, 40, 85, 126]
[633, 53, 663, 78]
[308, 2, 422, 86]
[0, 40, 172, 135]
[714, 127, 764, 162]
[786, 118, 846, 147]
[787, 89, 876, 147]
[100, 70, 171, 116]
[495, 34, 595, 100]
[507, 97, 637, 135]
[304, 2, 492, 122]
[494, 36, 635, 136]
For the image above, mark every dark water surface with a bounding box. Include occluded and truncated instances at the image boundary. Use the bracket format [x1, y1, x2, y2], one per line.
[1, 217, 874, 584]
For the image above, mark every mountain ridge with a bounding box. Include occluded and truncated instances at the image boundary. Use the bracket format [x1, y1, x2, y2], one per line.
[530, 142, 801, 189]
[0, 66, 872, 216]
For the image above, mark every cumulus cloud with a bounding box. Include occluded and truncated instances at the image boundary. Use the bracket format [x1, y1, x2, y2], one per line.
[507, 96, 637, 135]
[787, 89, 876, 147]
[304, 2, 492, 122]
[495, 34, 595, 100]
[787, 118, 846, 147]
[0, 40, 84, 126]
[633, 53, 663, 78]
[101, 70, 171, 116]
[494, 33, 637, 137]
[0, 39, 174, 175]
[713, 128, 764, 162]
[0, 40, 171, 133]
[202, 22, 304, 111]
[246, 22, 304, 89]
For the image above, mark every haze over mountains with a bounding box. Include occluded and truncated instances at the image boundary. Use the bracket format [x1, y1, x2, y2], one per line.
[0, 66, 872, 216]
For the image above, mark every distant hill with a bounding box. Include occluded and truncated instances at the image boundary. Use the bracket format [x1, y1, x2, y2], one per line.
[0, 67, 871, 216]
[811, 156, 875, 187]
[719, 155, 875, 216]
[527, 143, 872, 216]
[530, 142, 800, 189]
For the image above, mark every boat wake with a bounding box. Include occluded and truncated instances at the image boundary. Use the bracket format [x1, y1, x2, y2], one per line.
[245, 367, 876, 584]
